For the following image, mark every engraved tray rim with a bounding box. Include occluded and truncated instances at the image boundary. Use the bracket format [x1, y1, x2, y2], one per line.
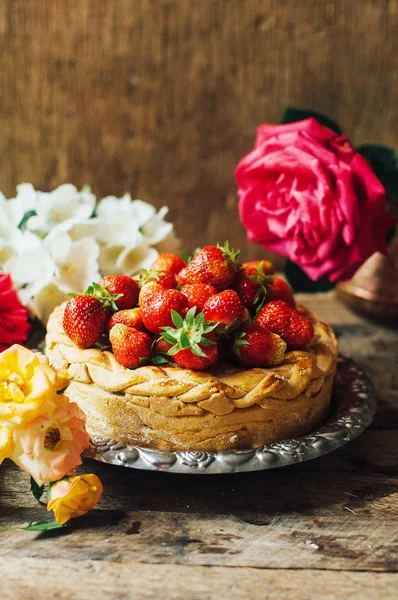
[83, 355, 377, 475]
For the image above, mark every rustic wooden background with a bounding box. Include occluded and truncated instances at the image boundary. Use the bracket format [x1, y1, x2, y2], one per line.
[0, 0, 397, 257]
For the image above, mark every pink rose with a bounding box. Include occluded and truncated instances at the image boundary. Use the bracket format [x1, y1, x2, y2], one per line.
[236, 118, 397, 281]
[0, 274, 30, 351]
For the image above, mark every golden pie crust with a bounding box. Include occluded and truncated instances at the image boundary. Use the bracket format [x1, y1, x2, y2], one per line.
[45, 303, 338, 452]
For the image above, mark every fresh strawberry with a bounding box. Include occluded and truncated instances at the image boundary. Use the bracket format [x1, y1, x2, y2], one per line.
[267, 277, 295, 308]
[63, 295, 108, 349]
[109, 324, 152, 368]
[183, 242, 240, 291]
[203, 289, 247, 333]
[161, 308, 218, 370]
[151, 336, 173, 365]
[152, 253, 187, 275]
[177, 267, 189, 286]
[181, 283, 217, 311]
[233, 323, 286, 368]
[139, 267, 177, 290]
[153, 336, 173, 355]
[232, 260, 274, 310]
[256, 300, 314, 350]
[99, 275, 139, 310]
[140, 284, 188, 334]
[107, 307, 144, 333]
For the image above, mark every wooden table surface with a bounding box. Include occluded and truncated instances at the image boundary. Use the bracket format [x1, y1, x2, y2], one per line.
[1, 293, 397, 599]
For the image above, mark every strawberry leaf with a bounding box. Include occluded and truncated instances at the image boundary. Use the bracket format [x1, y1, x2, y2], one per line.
[152, 354, 169, 365]
[200, 337, 216, 347]
[160, 331, 178, 345]
[171, 310, 184, 328]
[191, 343, 209, 358]
[185, 306, 197, 326]
[180, 331, 191, 349]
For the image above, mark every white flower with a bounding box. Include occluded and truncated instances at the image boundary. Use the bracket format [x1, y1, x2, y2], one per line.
[0, 183, 179, 325]
[26, 184, 96, 236]
[45, 231, 100, 293]
[4, 233, 56, 303]
[99, 241, 158, 276]
[140, 206, 173, 245]
[28, 282, 67, 325]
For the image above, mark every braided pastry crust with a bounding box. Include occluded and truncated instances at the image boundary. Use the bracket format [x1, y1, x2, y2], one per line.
[46, 303, 338, 451]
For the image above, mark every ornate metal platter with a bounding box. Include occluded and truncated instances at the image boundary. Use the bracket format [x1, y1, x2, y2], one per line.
[84, 356, 377, 474]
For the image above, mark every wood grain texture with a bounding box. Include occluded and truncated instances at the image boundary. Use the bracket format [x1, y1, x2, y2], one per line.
[0, 1, 397, 256]
[1, 293, 398, 597]
[1, 559, 398, 600]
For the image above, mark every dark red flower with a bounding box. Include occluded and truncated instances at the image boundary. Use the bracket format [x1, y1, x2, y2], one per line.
[0, 274, 30, 351]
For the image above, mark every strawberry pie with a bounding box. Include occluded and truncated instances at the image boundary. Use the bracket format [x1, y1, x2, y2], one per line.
[46, 244, 338, 452]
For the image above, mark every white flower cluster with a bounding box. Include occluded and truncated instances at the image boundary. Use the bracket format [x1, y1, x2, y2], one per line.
[0, 184, 179, 324]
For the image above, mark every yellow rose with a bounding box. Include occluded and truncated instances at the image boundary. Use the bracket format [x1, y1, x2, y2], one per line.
[0, 426, 14, 464]
[11, 394, 90, 485]
[0, 345, 69, 426]
[47, 474, 103, 525]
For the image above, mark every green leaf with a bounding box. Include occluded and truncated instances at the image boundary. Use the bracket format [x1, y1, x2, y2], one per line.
[185, 306, 196, 326]
[151, 354, 169, 365]
[200, 337, 216, 347]
[18, 209, 37, 231]
[196, 312, 205, 326]
[280, 107, 342, 135]
[167, 344, 180, 356]
[191, 343, 208, 358]
[22, 520, 66, 532]
[160, 331, 177, 345]
[180, 331, 191, 349]
[178, 250, 191, 264]
[357, 144, 398, 201]
[171, 310, 184, 328]
[30, 477, 45, 505]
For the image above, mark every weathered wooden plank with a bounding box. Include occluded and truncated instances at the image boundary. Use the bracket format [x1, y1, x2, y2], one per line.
[1, 558, 398, 600]
[1, 507, 397, 572]
[0, 1, 397, 256]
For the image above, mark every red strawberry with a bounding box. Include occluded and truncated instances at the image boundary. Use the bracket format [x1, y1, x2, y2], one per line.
[63, 295, 108, 349]
[140, 285, 188, 334]
[232, 260, 274, 310]
[161, 308, 218, 370]
[99, 275, 139, 310]
[177, 267, 189, 286]
[183, 242, 240, 291]
[256, 300, 314, 350]
[107, 307, 144, 333]
[203, 289, 247, 333]
[233, 323, 286, 368]
[181, 283, 217, 311]
[267, 277, 295, 308]
[109, 324, 152, 368]
[152, 253, 187, 275]
[139, 267, 177, 290]
[153, 336, 173, 355]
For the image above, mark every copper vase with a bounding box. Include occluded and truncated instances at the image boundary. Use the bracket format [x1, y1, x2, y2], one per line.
[336, 231, 398, 325]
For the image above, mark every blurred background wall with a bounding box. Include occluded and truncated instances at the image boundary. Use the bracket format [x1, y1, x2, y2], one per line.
[0, 0, 396, 258]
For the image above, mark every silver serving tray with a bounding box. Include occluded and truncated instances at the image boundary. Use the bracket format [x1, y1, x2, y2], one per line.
[84, 356, 377, 474]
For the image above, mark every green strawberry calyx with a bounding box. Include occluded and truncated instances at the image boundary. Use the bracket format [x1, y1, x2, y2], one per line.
[160, 307, 217, 358]
[139, 267, 172, 288]
[217, 241, 241, 271]
[247, 267, 275, 319]
[232, 329, 249, 358]
[67, 282, 121, 312]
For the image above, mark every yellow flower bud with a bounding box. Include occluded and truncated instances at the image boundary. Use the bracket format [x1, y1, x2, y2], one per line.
[47, 474, 103, 525]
